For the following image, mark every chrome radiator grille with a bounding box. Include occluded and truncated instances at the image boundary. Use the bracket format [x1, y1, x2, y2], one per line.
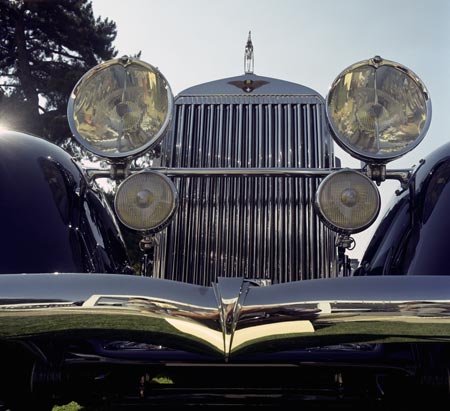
[153, 95, 337, 285]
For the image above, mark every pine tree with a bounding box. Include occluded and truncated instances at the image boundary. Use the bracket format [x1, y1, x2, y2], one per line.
[0, 0, 117, 142]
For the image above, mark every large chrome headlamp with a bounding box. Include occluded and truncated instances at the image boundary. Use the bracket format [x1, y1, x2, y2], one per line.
[67, 56, 173, 159]
[114, 171, 178, 233]
[315, 169, 381, 234]
[326, 56, 431, 163]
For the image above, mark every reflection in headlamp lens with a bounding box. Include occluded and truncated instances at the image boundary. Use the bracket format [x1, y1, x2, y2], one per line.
[68, 59, 172, 158]
[327, 61, 429, 161]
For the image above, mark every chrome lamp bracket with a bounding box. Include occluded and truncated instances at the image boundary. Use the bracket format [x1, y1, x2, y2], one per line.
[335, 233, 356, 250]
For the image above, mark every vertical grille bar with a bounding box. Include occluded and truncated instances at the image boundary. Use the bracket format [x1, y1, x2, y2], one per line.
[156, 95, 336, 285]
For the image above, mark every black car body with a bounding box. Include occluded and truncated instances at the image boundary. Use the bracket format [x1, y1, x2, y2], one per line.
[1, 43, 449, 410]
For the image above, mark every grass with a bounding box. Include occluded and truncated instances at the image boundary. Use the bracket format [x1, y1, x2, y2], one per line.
[52, 402, 83, 411]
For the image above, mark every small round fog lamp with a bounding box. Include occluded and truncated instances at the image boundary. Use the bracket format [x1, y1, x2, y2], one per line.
[326, 56, 431, 162]
[315, 169, 380, 233]
[114, 171, 178, 232]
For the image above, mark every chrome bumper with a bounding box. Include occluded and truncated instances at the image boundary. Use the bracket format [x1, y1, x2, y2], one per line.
[1, 274, 450, 360]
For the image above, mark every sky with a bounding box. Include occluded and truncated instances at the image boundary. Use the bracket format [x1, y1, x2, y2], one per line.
[91, 0, 450, 260]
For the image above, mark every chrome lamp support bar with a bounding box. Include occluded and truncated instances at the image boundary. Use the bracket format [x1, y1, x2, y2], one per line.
[86, 166, 414, 187]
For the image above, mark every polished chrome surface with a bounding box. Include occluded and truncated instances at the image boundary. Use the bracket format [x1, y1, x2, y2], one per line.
[1, 274, 450, 360]
[87, 166, 412, 185]
[244, 31, 254, 74]
[156, 167, 335, 177]
[67, 57, 173, 159]
[154, 93, 337, 285]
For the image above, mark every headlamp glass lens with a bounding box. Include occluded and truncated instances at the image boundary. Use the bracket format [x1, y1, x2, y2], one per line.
[68, 58, 172, 158]
[327, 59, 430, 161]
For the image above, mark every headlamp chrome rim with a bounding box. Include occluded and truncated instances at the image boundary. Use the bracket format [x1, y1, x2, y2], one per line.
[67, 57, 174, 160]
[325, 56, 432, 163]
[315, 169, 381, 234]
[114, 170, 178, 233]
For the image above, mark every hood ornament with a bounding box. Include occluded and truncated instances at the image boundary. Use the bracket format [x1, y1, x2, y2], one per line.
[244, 31, 254, 74]
[228, 31, 269, 93]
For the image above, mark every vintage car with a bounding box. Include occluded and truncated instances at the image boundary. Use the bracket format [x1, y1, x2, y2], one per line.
[1, 37, 450, 410]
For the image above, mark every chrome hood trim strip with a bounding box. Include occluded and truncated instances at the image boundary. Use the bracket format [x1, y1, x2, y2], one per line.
[1, 274, 450, 360]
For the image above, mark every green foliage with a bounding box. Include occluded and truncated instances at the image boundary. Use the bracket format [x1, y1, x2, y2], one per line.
[150, 375, 174, 385]
[0, 0, 117, 143]
[52, 402, 83, 411]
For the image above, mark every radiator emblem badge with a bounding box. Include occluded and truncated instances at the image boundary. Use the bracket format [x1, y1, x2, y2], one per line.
[228, 79, 269, 93]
